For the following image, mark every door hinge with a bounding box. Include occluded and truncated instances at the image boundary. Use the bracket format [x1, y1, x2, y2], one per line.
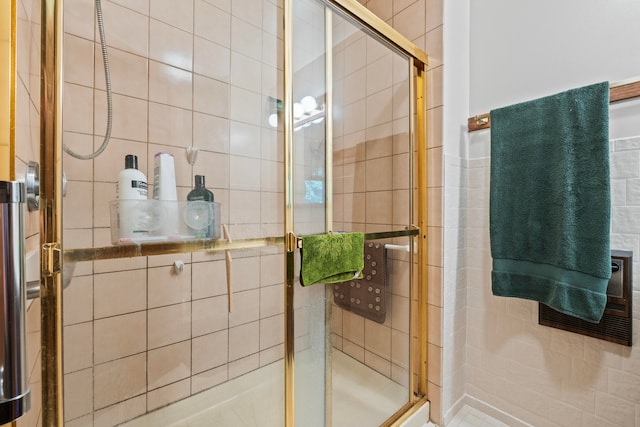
[42, 242, 61, 277]
[286, 232, 298, 253]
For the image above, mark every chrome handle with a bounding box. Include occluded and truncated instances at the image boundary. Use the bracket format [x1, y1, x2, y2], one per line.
[25, 161, 39, 211]
[0, 181, 31, 422]
[25, 161, 66, 212]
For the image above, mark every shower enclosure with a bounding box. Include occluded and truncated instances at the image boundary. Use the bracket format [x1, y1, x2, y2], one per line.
[37, 0, 429, 425]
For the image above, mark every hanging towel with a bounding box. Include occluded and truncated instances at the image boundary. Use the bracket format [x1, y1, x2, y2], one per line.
[299, 232, 364, 287]
[489, 82, 611, 323]
[332, 241, 388, 323]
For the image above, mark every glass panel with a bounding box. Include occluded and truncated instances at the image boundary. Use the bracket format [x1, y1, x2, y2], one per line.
[292, 1, 414, 426]
[57, 0, 415, 425]
[330, 9, 414, 427]
[60, 0, 285, 425]
[291, 0, 328, 426]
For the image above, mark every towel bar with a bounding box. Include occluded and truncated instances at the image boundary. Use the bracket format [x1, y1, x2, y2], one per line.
[296, 228, 420, 249]
[385, 243, 416, 252]
[467, 78, 640, 133]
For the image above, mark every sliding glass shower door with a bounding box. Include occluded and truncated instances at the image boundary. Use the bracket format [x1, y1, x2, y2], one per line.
[290, 1, 420, 426]
[58, 0, 287, 425]
[38, 0, 427, 425]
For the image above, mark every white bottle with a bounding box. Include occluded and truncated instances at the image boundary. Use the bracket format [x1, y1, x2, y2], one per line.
[153, 152, 177, 201]
[118, 154, 148, 199]
[117, 154, 148, 240]
[153, 152, 180, 236]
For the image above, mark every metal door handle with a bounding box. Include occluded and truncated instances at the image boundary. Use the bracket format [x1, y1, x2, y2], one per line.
[0, 181, 31, 422]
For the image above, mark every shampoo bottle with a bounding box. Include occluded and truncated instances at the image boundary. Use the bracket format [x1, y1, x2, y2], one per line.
[187, 175, 214, 203]
[117, 154, 147, 199]
[186, 175, 215, 238]
[117, 154, 148, 239]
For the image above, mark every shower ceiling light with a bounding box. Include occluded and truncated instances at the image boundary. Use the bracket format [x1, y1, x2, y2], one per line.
[268, 113, 278, 128]
[293, 105, 325, 129]
[267, 96, 325, 129]
[300, 95, 318, 113]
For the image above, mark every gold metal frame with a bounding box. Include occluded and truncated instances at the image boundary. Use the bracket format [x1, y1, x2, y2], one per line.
[415, 59, 429, 398]
[64, 230, 418, 264]
[283, 1, 295, 426]
[283, 0, 429, 424]
[3, 3, 18, 427]
[40, 0, 64, 425]
[64, 236, 286, 263]
[1, 0, 16, 181]
[323, 8, 334, 426]
[327, 0, 429, 66]
[39, 0, 428, 425]
[9, 0, 16, 181]
[377, 51, 429, 427]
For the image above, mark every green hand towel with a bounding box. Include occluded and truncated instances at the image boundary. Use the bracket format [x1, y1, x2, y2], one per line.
[300, 232, 364, 287]
[490, 82, 611, 323]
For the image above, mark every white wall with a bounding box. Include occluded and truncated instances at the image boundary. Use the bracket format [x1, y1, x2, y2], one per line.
[442, 0, 470, 420]
[448, 1, 640, 426]
[470, 0, 640, 115]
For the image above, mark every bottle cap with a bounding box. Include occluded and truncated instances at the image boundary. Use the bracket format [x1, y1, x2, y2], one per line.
[195, 175, 205, 187]
[125, 154, 138, 170]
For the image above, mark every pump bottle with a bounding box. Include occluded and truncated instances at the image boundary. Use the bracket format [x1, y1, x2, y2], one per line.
[117, 154, 148, 239]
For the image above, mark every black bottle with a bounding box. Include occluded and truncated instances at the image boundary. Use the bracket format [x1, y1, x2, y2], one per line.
[186, 175, 215, 237]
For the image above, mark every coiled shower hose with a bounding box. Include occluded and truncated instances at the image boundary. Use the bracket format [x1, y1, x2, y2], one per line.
[63, 0, 113, 160]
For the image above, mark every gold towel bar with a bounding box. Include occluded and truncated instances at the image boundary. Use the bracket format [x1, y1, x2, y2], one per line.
[63, 228, 420, 263]
[295, 228, 420, 249]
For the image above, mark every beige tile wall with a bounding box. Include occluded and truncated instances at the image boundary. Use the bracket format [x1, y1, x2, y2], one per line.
[329, 11, 415, 389]
[10, 0, 441, 425]
[461, 138, 640, 427]
[61, 0, 285, 424]
[13, 0, 43, 425]
[360, 0, 444, 423]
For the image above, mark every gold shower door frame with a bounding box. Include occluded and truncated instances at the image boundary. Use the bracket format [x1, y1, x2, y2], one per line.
[283, 2, 429, 425]
[38, 0, 429, 425]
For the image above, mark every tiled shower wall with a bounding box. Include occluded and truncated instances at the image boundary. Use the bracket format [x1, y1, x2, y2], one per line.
[61, 0, 285, 425]
[329, 11, 414, 386]
[355, 0, 445, 421]
[14, 0, 43, 425]
[14, 0, 40, 246]
[463, 136, 640, 427]
[8, 0, 445, 425]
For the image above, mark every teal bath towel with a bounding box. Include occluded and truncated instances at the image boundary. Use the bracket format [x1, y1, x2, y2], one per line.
[300, 232, 364, 287]
[490, 82, 611, 323]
